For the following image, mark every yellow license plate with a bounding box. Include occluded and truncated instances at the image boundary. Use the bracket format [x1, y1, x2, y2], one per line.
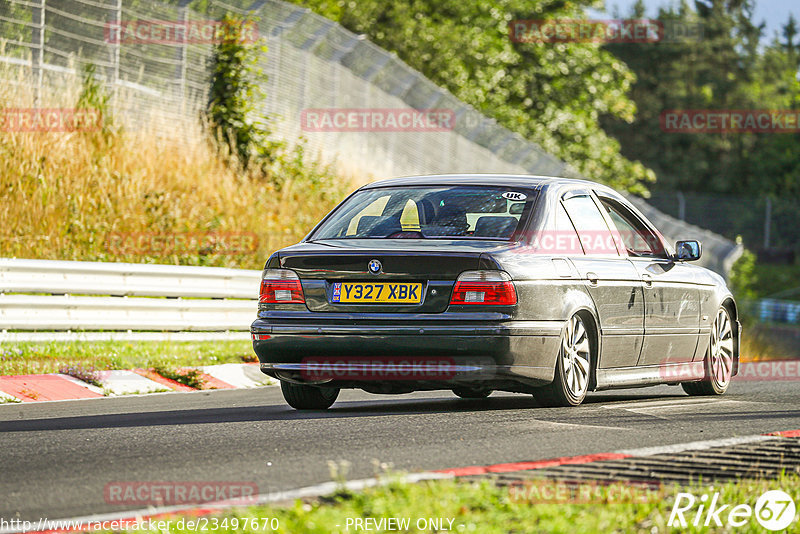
[331, 282, 422, 304]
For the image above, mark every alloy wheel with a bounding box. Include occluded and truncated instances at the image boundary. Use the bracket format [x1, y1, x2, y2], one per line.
[561, 314, 591, 400]
[709, 307, 734, 389]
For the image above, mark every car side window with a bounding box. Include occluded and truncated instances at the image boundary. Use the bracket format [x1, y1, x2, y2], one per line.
[597, 197, 668, 258]
[552, 202, 584, 255]
[561, 194, 620, 255]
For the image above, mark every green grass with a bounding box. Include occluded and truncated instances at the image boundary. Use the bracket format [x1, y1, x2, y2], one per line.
[0, 339, 255, 376]
[111, 474, 800, 534]
[152, 365, 208, 389]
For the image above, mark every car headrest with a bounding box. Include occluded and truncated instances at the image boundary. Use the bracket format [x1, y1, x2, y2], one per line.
[473, 216, 518, 238]
[357, 215, 384, 235]
[357, 215, 402, 237]
[435, 205, 469, 229]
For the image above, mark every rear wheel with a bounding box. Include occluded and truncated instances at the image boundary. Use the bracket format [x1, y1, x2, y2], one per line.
[534, 313, 592, 407]
[280, 381, 339, 410]
[452, 387, 492, 399]
[683, 306, 734, 396]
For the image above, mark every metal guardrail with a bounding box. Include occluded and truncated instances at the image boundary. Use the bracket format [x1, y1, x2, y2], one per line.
[0, 259, 261, 341]
[1, 253, 751, 345]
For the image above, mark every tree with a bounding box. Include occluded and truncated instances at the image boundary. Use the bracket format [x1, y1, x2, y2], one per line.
[207, 14, 277, 173]
[602, 0, 800, 200]
[293, 0, 655, 194]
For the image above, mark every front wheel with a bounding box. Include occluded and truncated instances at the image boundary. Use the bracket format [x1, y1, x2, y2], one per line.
[682, 306, 734, 396]
[534, 313, 593, 407]
[280, 381, 339, 410]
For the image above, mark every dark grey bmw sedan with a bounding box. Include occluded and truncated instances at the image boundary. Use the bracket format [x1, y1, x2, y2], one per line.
[251, 174, 740, 410]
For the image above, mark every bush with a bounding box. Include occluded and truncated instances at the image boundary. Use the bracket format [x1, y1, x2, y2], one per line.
[729, 246, 758, 301]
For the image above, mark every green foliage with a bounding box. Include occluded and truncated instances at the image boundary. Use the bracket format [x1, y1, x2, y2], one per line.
[603, 0, 800, 199]
[75, 63, 115, 141]
[729, 246, 758, 300]
[207, 14, 280, 174]
[152, 364, 207, 389]
[206, 13, 337, 193]
[748, 262, 800, 300]
[269, 136, 336, 191]
[292, 0, 655, 194]
[0, 1, 32, 54]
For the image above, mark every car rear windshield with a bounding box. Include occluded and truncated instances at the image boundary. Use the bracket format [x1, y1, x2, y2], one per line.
[309, 186, 537, 240]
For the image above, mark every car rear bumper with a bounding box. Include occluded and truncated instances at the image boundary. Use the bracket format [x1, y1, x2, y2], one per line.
[250, 317, 562, 390]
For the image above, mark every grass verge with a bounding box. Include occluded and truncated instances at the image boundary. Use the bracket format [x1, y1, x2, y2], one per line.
[112, 474, 800, 533]
[0, 339, 254, 376]
[0, 63, 352, 270]
[740, 326, 795, 362]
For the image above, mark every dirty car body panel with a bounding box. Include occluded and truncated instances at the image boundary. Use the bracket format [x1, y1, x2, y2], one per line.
[251, 175, 740, 401]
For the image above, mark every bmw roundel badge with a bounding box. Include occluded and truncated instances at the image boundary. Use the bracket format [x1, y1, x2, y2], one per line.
[368, 259, 382, 275]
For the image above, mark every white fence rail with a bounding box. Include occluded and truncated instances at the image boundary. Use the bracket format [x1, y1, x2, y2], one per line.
[0, 259, 261, 342]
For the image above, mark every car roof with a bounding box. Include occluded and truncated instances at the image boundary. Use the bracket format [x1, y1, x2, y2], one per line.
[359, 173, 619, 197]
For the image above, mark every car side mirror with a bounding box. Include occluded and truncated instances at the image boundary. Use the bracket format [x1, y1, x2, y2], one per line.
[674, 240, 701, 261]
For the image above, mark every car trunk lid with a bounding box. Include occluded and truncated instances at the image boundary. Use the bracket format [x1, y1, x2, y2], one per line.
[277, 239, 508, 313]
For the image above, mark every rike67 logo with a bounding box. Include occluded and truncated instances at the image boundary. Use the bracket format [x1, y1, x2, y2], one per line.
[668, 489, 796, 531]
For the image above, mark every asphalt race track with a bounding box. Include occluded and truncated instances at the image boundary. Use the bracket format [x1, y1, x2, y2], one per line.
[1, 381, 798, 522]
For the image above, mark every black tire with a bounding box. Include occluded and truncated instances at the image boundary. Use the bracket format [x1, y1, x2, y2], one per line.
[681, 380, 709, 396]
[280, 381, 339, 410]
[534, 313, 593, 407]
[683, 306, 734, 396]
[452, 387, 492, 399]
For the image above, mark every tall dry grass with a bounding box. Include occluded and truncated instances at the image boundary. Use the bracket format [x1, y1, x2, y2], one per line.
[0, 63, 352, 269]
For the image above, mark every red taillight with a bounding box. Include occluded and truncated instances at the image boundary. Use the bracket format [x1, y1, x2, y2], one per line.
[449, 271, 517, 306]
[259, 269, 305, 304]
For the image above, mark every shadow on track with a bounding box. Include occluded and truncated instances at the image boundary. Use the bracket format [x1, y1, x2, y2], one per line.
[2, 389, 779, 433]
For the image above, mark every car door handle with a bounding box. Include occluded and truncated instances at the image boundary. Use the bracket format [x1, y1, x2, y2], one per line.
[586, 272, 599, 286]
[642, 274, 653, 288]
